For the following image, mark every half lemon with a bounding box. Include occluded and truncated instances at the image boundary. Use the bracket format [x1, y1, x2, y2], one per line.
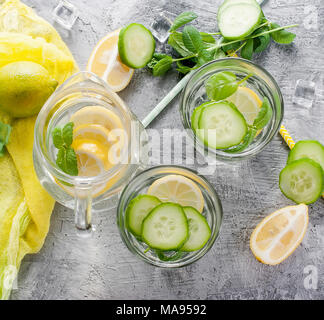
[87, 29, 134, 92]
[147, 174, 204, 213]
[250, 204, 309, 265]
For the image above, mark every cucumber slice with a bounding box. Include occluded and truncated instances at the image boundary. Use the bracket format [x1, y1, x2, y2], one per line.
[181, 207, 211, 252]
[118, 23, 155, 69]
[196, 101, 247, 149]
[218, 2, 262, 40]
[279, 158, 323, 204]
[191, 102, 214, 132]
[125, 194, 161, 237]
[142, 203, 189, 251]
[218, 0, 259, 15]
[288, 140, 324, 172]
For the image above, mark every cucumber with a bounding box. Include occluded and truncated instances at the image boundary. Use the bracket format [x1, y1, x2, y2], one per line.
[141, 203, 189, 251]
[125, 194, 161, 237]
[118, 23, 155, 69]
[218, 2, 262, 40]
[288, 140, 324, 172]
[218, 0, 259, 15]
[191, 102, 214, 132]
[181, 207, 211, 252]
[279, 158, 323, 204]
[196, 101, 247, 149]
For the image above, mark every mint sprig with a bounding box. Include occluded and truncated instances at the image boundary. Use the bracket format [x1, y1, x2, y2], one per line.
[52, 122, 78, 176]
[146, 11, 298, 76]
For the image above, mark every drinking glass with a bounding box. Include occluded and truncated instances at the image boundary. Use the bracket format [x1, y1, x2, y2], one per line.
[180, 58, 284, 161]
[117, 165, 223, 267]
[33, 72, 147, 232]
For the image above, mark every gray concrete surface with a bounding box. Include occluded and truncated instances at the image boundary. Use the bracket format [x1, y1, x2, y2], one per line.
[11, 0, 324, 300]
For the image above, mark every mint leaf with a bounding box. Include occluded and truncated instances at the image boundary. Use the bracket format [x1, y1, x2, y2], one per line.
[241, 38, 254, 60]
[62, 122, 74, 147]
[200, 32, 216, 44]
[253, 27, 271, 53]
[152, 56, 173, 76]
[270, 23, 296, 44]
[168, 32, 193, 57]
[0, 122, 11, 156]
[205, 71, 238, 101]
[56, 148, 67, 173]
[147, 53, 170, 70]
[56, 147, 78, 176]
[169, 11, 198, 32]
[53, 122, 78, 176]
[152, 53, 169, 60]
[196, 48, 214, 67]
[52, 127, 64, 149]
[182, 25, 203, 53]
[253, 97, 273, 129]
[65, 147, 78, 176]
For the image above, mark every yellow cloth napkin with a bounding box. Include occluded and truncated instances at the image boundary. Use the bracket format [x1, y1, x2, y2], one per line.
[0, 0, 78, 299]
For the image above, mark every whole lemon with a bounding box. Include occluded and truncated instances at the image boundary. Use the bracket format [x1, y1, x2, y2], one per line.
[0, 61, 58, 118]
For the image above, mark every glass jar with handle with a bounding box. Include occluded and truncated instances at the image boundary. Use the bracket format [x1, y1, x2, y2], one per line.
[33, 71, 147, 232]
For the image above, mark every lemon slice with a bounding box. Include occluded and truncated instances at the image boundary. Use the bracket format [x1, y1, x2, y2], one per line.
[147, 175, 204, 212]
[227, 86, 262, 125]
[87, 29, 134, 92]
[250, 204, 308, 265]
[73, 124, 111, 148]
[71, 105, 123, 131]
[72, 138, 111, 177]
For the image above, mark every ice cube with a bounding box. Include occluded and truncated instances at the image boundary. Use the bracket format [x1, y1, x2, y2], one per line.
[150, 10, 176, 43]
[293, 79, 316, 109]
[52, 0, 79, 30]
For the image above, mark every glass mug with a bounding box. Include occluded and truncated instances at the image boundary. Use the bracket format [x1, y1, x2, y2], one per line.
[33, 72, 147, 232]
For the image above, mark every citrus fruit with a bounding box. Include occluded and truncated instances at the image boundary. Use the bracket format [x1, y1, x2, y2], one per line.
[73, 124, 111, 148]
[0, 61, 58, 118]
[250, 204, 309, 265]
[147, 174, 204, 213]
[71, 138, 111, 177]
[227, 86, 262, 125]
[70, 105, 123, 131]
[87, 29, 134, 92]
[70, 105, 125, 156]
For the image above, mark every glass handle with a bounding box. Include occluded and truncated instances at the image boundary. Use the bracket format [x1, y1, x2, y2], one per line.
[74, 187, 92, 231]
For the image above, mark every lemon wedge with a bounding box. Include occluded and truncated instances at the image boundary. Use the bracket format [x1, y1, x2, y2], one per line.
[147, 174, 204, 213]
[72, 138, 111, 177]
[227, 86, 262, 125]
[87, 29, 134, 92]
[250, 204, 309, 265]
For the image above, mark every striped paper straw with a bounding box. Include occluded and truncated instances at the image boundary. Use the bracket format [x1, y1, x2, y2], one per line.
[279, 125, 324, 198]
[279, 125, 295, 150]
